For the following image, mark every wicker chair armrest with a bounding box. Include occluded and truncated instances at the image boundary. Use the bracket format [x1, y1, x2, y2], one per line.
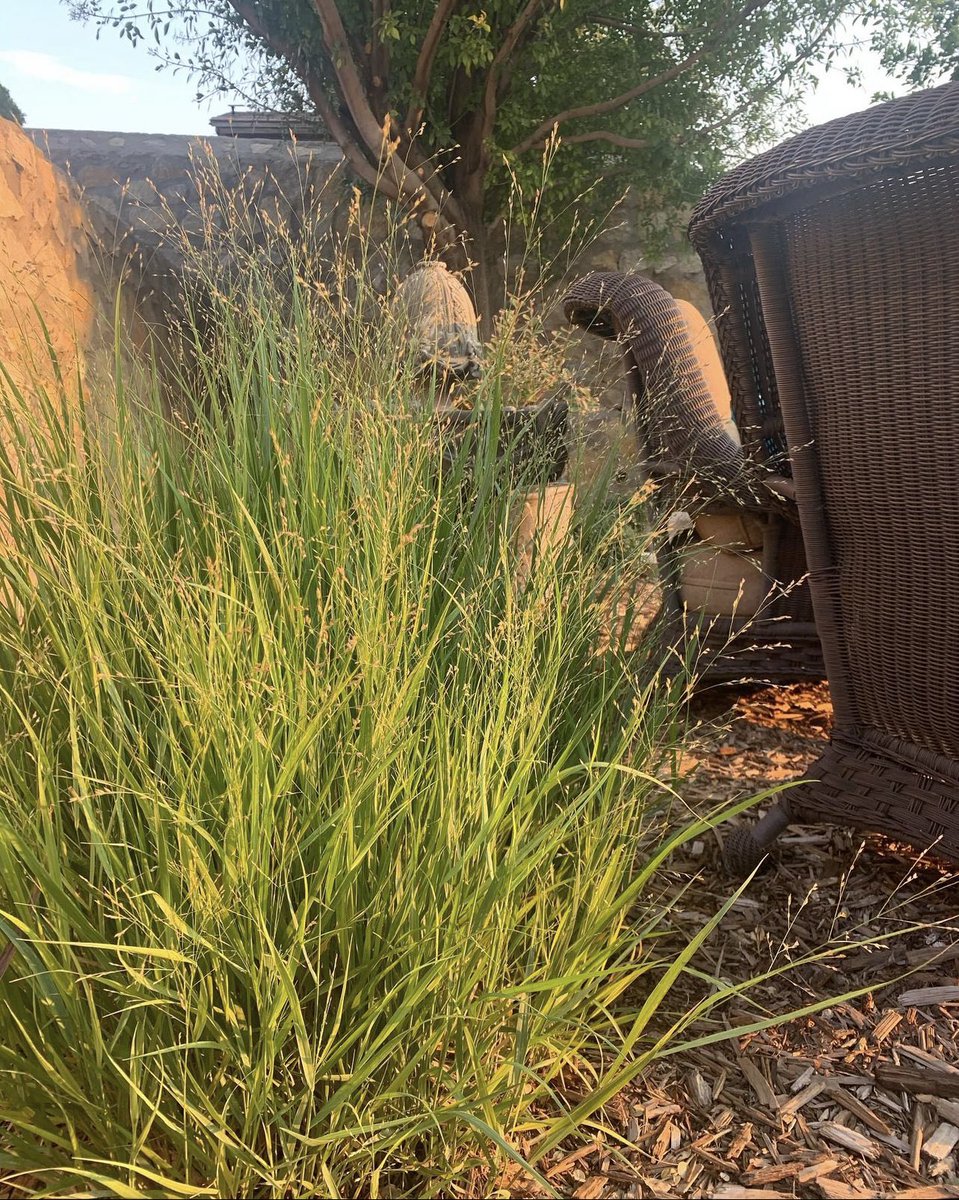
[564, 270, 788, 513]
[763, 475, 796, 503]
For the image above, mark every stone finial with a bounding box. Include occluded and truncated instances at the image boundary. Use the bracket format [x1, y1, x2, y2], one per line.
[394, 261, 483, 381]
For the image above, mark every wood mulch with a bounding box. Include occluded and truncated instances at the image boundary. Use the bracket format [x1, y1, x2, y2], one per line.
[493, 681, 959, 1199]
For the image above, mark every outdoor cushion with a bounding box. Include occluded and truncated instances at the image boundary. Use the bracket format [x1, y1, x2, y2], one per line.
[680, 545, 767, 617]
[693, 509, 766, 551]
[674, 299, 740, 446]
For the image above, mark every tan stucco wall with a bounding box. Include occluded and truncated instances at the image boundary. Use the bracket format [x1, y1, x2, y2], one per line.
[0, 117, 96, 402]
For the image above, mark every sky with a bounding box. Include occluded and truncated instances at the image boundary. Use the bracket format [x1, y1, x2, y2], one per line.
[1, 0, 902, 139]
[0, 0, 234, 133]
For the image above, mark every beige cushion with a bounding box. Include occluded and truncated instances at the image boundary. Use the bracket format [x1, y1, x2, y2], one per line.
[680, 545, 767, 617]
[674, 299, 740, 447]
[513, 483, 575, 587]
[693, 510, 766, 551]
[673, 305, 760, 553]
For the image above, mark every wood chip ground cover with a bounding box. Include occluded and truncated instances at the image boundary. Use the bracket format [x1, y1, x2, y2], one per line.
[483, 682, 959, 1199]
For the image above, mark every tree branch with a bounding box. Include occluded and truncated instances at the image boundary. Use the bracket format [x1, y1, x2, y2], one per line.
[509, 0, 773, 157]
[72, 4, 223, 18]
[584, 17, 648, 36]
[692, 19, 838, 144]
[585, 16, 699, 39]
[224, 0, 392, 197]
[405, 0, 460, 134]
[370, 0, 390, 108]
[514, 18, 839, 161]
[309, 0, 388, 148]
[480, 0, 546, 144]
[224, 0, 462, 231]
[307, 0, 463, 229]
[522, 19, 837, 159]
[555, 130, 653, 150]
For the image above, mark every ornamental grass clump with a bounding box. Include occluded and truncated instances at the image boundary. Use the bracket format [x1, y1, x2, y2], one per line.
[0, 182, 754, 1197]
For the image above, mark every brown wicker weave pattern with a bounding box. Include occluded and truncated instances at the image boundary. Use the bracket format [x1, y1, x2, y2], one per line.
[691, 82, 959, 486]
[564, 271, 752, 502]
[697, 236, 790, 468]
[779, 164, 959, 760]
[563, 270, 824, 683]
[690, 81, 959, 236]
[693, 81, 959, 864]
[798, 731, 959, 855]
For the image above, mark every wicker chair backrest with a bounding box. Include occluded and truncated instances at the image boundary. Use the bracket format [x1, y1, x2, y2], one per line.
[690, 81, 959, 770]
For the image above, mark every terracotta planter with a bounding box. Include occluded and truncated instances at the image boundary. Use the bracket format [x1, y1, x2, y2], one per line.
[512, 483, 576, 588]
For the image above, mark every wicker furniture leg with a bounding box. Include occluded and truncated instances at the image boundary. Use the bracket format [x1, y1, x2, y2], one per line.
[723, 801, 793, 875]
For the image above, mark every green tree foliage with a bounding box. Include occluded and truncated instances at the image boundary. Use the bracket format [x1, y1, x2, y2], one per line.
[0, 81, 24, 125]
[68, 1, 951, 308]
[868, 1, 959, 86]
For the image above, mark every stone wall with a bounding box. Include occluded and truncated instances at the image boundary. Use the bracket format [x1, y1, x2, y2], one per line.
[31, 128, 710, 309]
[29, 130, 711, 391]
[31, 130, 351, 350]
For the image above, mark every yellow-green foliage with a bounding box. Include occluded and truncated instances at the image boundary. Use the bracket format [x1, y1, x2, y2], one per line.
[0, 184, 770, 1197]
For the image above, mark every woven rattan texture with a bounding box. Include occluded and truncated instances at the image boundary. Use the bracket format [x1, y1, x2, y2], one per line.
[796, 732, 959, 858]
[563, 271, 823, 677]
[564, 271, 751, 502]
[691, 81, 959, 493]
[698, 243, 790, 469]
[692, 619, 823, 684]
[780, 162, 959, 762]
[690, 80, 959, 237]
[699, 82, 959, 860]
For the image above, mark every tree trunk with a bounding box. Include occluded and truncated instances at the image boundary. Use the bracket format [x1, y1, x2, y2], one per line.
[464, 207, 494, 337]
[444, 103, 500, 336]
[456, 189, 496, 336]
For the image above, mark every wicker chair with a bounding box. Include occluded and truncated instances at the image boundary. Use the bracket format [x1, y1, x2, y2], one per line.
[685, 80, 959, 869]
[564, 271, 824, 683]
